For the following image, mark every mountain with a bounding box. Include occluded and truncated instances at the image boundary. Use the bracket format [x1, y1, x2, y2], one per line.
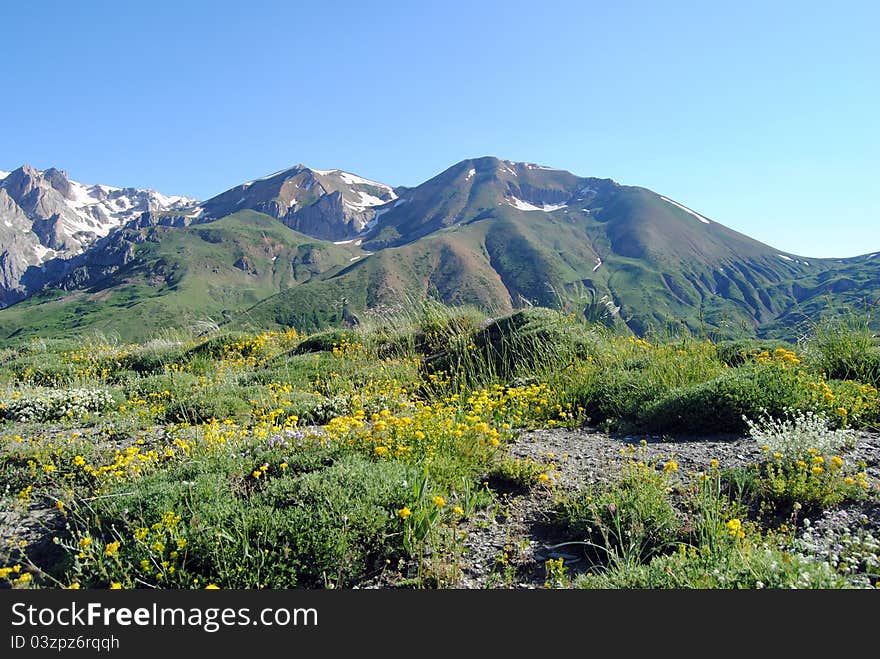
[0, 157, 877, 342]
[0, 210, 355, 341]
[243, 157, 878, 335]
[140, 165, 398, 243]
[0, 166, 195, 306]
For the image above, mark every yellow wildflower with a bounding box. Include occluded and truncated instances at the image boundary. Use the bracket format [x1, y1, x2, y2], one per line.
[15, 573, 33, 586]
[726, 519, 744, 538]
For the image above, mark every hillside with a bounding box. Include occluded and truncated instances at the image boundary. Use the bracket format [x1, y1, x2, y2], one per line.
[0, 211, 354, 341]
[234, 158, 880, 336]
[1, 157, 877, 341]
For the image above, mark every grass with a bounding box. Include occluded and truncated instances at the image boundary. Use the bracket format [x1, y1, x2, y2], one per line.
[0, 302, 878, 589]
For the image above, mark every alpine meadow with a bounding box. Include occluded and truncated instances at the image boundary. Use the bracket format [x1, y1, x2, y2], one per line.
[1, 156, 878, 590]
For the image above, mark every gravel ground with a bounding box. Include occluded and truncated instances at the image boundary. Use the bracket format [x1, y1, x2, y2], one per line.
[452, 428, 880, 589]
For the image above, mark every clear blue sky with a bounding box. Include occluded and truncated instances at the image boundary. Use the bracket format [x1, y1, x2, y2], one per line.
[1, 0, 877, 257]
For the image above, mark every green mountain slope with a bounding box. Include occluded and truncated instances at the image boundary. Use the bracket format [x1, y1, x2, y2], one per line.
[0, 211, 353, 342]
[1, 157, 877, 342]
[240, 157, 877, 337]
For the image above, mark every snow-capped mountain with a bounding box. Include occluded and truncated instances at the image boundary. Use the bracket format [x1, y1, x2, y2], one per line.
[194, 165, 397, 241]
[0, 165, 196, 305]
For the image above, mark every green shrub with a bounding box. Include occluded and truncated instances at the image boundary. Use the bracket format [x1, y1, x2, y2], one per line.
[119, 342, 189, 374]
[485, 456, 552, 493]
[184, 332, 259, 360]
[804, 312, 880, 387]
[129, 373, 201, 397]
[260, 457, 418, 586]
[715, 339, 796, 367]
[576, 542, 851, 589]
[66, 454, 418, 588]
[556, 460, 682, 565]
[426, 308, 600, 387]
[290, 329, 353, 355]
[638, 364, 806, 433]
[578, 369, 667, 426]
[163, 391, 251, 424]
[7, 352, 75, 387]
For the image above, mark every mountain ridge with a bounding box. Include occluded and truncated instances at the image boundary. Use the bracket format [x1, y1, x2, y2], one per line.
[0, 156, 877, 341]
[0, 165, 195, 305]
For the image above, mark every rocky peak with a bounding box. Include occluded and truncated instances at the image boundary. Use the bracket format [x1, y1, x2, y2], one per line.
[42, 167, 72, 197]
[0, 164, 198, 307]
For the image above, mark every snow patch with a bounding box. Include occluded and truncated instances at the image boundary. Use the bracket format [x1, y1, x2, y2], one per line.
[660, 196, 711, 224]
[351, 190, 389, 208]
[66, 180, 96, 206]
[151, 192, 191, 207]
[508, 197, 567, 212]
[465, 168, 476, 181]
[394, 198, 408, 208]
[777, 254, 794, 262]
[349, 256, 361, 262]
[333, 239, 356, 245]
[0, 170, 9, 180]
[236, 197, 246, 205]
[1, 169, 197, 260]
[33, 244, 57, 262]
[592, 257, 602, 272]
[336, 171, 394, 192]
[867, 253, 877, 259]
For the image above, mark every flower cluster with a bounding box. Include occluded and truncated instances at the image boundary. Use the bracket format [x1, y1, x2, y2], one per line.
[1, 388, 116, 422]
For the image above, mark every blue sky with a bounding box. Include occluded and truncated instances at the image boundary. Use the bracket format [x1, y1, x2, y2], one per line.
[1, 0, 877, 257]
